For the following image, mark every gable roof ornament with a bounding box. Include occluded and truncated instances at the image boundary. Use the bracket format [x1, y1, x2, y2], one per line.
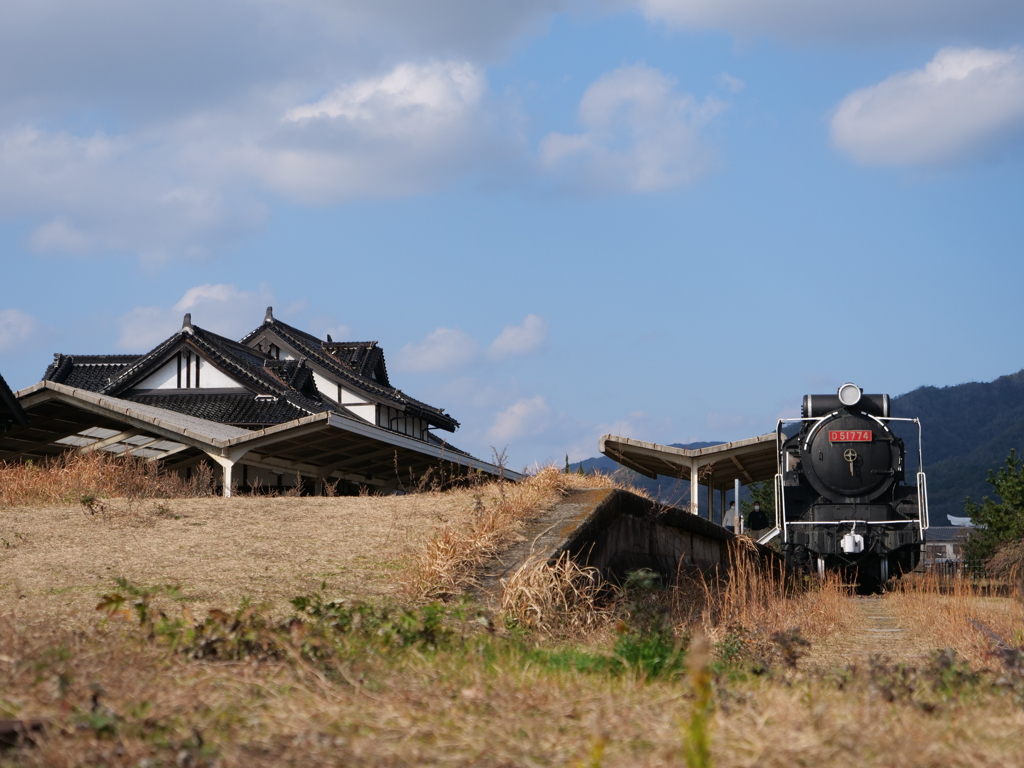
[265, 306, 274, 324]
[181, 313, 194, 335]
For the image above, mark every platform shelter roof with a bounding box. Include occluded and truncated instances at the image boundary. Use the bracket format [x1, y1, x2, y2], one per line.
[1, 381, 518, 494]
[600, 432, 778, 519]
[599, 432, 778, 490]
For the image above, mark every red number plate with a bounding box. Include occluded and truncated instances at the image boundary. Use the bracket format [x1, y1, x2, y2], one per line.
[829, 430, 873, 442]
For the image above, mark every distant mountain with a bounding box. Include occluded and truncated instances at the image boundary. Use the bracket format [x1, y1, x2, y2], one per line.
[891, 370, 1024, 525]
[581, 370, 1024, 526]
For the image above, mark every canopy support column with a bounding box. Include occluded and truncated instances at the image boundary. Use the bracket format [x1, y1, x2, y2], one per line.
[690, 459, 699, 515]
[205, 446, 251, 498]
[735, 478, 742, 535]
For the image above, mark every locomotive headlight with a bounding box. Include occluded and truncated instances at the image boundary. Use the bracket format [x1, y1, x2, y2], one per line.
[837, 383, 862, 407]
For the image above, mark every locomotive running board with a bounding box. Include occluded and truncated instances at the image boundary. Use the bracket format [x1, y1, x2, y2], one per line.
[757, 527, 780, 545]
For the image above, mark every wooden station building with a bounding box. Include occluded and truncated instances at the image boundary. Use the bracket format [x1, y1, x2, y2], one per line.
[0, 308, 516, 494]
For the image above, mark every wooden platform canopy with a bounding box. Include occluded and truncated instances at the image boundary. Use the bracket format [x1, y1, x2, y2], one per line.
[599, 432, 778, 519]
[1, 381, 519, 495]
[0, 372, 28, 431]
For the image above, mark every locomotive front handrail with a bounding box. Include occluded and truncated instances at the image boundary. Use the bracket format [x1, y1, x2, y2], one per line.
[917, 472, 929, 530]
[774, 471, 786, 542]
[785, 519, 917, 526]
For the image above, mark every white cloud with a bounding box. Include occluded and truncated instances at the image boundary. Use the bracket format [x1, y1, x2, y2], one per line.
[117, 283, 274, 350]
[637, 0, 1024, 43]
[286, 62, 484, 125]
[0, 127, 261, 261]
[488, 314, 549, 359]
[831, 47, 1024, 167]
[0, 309, 41, 352]
[540, 64, 723, 193]
[249, 61, 492, 202]
[0, 0, 562, 260]
[0, 0, 563, 119]
[292, 0, 567, 59]
[486, 395, 551, 444]
[393, 327, 479, 373]
[0, 61, 494, 257]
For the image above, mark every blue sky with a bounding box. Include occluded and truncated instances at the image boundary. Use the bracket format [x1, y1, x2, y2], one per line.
[2, 0, 1024, 470]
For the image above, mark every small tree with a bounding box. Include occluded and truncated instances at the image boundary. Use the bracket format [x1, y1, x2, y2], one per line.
[963, 450, 1024, 570]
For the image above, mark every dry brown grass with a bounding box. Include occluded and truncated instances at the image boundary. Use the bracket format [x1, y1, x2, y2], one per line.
[5, 480, 1024, 766]
[0, 452, 215, 507]
[498, 536, 854, 656]
[691, 541, 853, 643]
[4, 602, 1024, 768]
[889, 571, 1024, 666]
[0, 464, 628, 623]
[500, 551, 612, 636]
[402, 467, 629, 600]
[986, 539, 1024, 579]
[0, 493, 479, 623]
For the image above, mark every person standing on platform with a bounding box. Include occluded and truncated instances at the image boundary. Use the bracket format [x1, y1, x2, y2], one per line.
[748, 501, 770, 531]
[723, 501, 737, 533]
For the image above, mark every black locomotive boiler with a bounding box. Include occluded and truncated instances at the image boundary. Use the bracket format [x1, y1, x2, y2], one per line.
[774, 383, 928, 587]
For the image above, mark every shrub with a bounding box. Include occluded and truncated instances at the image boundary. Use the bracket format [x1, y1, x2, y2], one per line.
[964, 450, 1024, 570]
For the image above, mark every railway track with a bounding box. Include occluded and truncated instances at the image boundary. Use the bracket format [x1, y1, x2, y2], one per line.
[804, 595, 935, 668]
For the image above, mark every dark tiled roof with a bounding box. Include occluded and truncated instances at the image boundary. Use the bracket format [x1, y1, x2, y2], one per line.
[0, 371, 28, 427]
[322, 342, 389, 383]
[264, 358, 319, 395]
[103, 325, 336, 422]
[245, 317, 458, 432]
[128, 392, 306, 428]
[61, 355, 140, 364]
[43, 354, 141, 391]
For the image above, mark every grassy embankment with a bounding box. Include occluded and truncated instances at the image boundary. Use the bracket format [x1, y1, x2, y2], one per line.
[2, 453, 1024, 767]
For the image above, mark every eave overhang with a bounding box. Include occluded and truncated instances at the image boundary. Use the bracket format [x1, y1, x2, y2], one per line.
[599, 432, 778, 488]
[2, 381, 516, 484]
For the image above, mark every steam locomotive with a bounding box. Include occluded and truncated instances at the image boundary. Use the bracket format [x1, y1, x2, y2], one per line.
[774, 383, 927, 587]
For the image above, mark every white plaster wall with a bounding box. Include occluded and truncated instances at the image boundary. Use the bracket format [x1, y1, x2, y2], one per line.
[346, 403, 376, 423]
[340, 387, 369, 405]
[311, 370, 374, 411]
[137, 358, 179, 390]
[312, 371, 339, 403]
[196, 358, 242, 388]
